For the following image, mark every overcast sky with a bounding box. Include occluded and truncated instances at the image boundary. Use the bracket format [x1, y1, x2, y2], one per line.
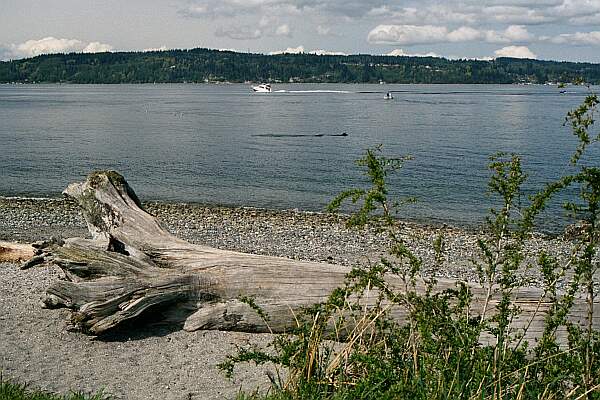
[2, 0, 600, 62]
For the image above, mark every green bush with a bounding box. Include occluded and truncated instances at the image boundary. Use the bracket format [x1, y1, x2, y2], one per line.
[221, 95, 600, 400]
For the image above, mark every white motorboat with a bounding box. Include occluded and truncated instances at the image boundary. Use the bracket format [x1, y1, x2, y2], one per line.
[384, 92, 394, 100]
[252, 83, 271, 93]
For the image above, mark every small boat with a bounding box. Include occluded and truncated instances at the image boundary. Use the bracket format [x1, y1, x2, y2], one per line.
[252, 83, 272, 93]
[384, 92, 394, 100]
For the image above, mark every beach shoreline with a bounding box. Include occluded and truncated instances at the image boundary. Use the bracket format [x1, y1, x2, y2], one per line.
[0, 196, 576, 399]
[0, 196, 572, 279]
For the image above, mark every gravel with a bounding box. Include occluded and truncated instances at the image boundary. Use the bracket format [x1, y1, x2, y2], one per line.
[0, 196, 577, 399]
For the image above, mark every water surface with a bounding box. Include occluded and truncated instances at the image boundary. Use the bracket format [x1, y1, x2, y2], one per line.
[0, 83, 596, 229]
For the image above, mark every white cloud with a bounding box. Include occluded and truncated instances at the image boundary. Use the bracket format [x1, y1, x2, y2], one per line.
[275, 24, 291, 37]
[180, 0, 388, 19]
[0, 37, 113, 60]
[494, 45, 537, 58]
[569, 12, 600, 24]
[215, 26, 263, 40]
[16, 37, 82, 57]
[362, 1, 600, 27]
[367, 25, 449, 45]
[143, 45, 169, 52]
[547, 31, 600, 45]
[215, 17, 291, 40]
[482, 6, 553, 24]
[386, 48, 440, 57]
[269, 45, 305, 55]
[447, 26, 481, 42]
[309, 49, 347, 55]
[551, 0, 600, 20]
[82, 42, 114, 53]
[178, 0, 600, 34]
[483, 25, 533, 43]
[316, 25, 331, 35]
[367, 24, 534, 45]
[502, 25, 534, 42]
[259, 15, 276, 28]
[367, 5, 477, 25]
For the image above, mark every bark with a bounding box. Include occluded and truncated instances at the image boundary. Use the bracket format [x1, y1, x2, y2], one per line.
[0, 241, 34, 263]
[25, 171, 599, 343]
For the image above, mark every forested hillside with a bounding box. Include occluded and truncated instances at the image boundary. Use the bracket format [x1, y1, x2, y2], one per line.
[1, 48, 599, 84]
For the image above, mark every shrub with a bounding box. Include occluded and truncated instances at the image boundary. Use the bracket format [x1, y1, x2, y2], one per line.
[221, 95, 600, 400]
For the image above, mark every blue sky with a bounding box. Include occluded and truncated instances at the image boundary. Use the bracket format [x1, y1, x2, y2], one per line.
[2, 0, 600, 62]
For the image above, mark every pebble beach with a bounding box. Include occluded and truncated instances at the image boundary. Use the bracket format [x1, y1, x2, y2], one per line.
[0, 196, 577, 399]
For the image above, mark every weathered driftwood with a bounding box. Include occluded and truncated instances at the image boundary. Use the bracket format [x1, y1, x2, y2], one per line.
[0, 241, 34, 263]
[27, 171, 599, 344]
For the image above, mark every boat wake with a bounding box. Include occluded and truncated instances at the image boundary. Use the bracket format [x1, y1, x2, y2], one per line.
[274, 90, 351, 94]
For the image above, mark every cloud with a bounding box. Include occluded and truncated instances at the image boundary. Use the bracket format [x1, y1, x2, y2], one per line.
[275, 24, 291, 37]
[501, 25, 534, 41]
[309, 49, 347, 55]
[546, 31, 600, 45]
[0, 37, 113, 60]
[447, 26, 482, 42]
[180, 0, 388, 19]
[15, 37, 86, 57]
[482, 6, 554, 24]
[178, 0, 600, 32]
[367, 24, 534, 45]
[366, 5, 477, 25]
[493, 45, 537, 58]
[215, 26, 263, 40]
[82, 42, 114, 53]
[214, 16, 292, 40]
[569, 13, 600, 25]
[316, 25, 331, 35]
[367, 25, 449, 45]
[386, 49, 440, 57]
[361, 1, 600, 27]
[0, 46, 12, 61]
[143, 45, 169, 52]
[269, 45, 305, 55]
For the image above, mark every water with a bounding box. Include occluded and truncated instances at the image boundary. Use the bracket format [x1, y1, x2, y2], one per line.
[0, 83, 597, 229]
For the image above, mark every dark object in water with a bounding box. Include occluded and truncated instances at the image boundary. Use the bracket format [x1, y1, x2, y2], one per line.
[326, 132, 348, 137]
[253, 132, 348, 138]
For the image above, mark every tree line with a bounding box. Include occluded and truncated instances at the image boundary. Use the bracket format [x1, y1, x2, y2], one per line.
[1, 48, 600, 84]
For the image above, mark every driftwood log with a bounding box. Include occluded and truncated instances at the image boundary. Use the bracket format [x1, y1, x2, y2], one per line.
[26, 171, 599, 343]
[0, 241, 34, 262]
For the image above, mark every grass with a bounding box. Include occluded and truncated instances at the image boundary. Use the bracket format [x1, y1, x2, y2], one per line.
[0, 378, 108, 400]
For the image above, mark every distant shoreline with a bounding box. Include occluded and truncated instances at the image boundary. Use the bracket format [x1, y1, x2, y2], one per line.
[2, 49, 599, 85]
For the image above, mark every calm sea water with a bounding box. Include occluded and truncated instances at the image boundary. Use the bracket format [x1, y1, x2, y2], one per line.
[0, 83, 597, 229]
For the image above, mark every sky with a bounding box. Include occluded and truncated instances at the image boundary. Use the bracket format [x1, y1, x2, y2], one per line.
[2, 0, 600, 62]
